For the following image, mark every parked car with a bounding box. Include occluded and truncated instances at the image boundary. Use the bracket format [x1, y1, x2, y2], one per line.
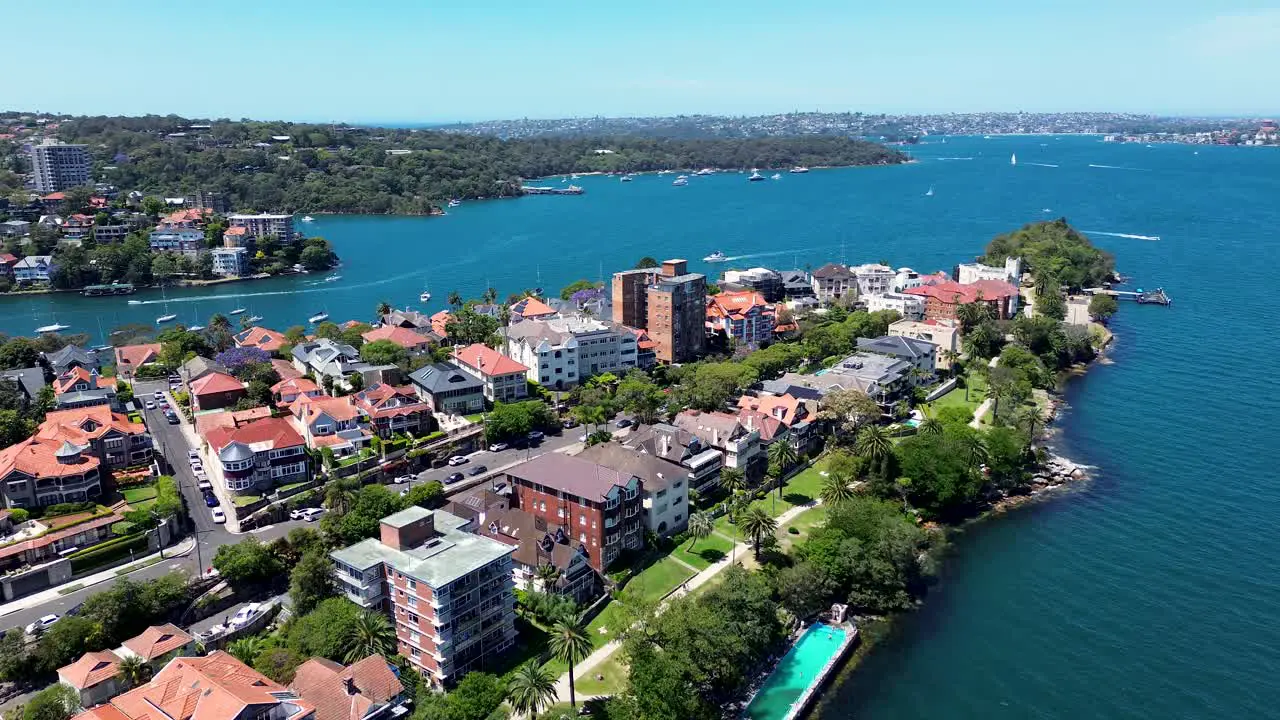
[446, 472, 464, 483]
[301, 508, 325, 522]
[527, 430, 545, 442]
[25, 614, 58, 635]
[152, 391, 164, 399]
[447, 455, 469, 466]
[468, 465, 488, 476]
[144, 401, 156, 410]
[211, 508, 226, 524]
[203, 492, 218, 508]
[394, 474, 414, 484]
[615, 418, 633, 428]
[187, 449, 200, 461]
[229, 603, 260, 628]
[488, 442, 509, 452]
[561, 418, 579, 428]
[197, 480, 212, 491]
[166, 413, 179, 425]
[289, 508, 306, 520]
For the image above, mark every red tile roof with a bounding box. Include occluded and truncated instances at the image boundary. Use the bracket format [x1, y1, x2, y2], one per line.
[362, 325, 432, 349]
[271, 358, 303, 380]
[290, 655, 402, 720]
[452, 343, 528, 377]
[291, 395, 361, 424]
[904, 279, 1018, 304]
[58, 650, 121, 690]
[0, 513, 119, 562]
[272, 376, 320, 396]
[42, 192, 66, 201]
[53, 366, 115, 395]
[114, 343, 162, 371]
[122, 624, 193, 662]
[707, 290, 772, 321]
[235, 326, 288, 352]
[204, 416, 304, 452]
[736, 393, 803, 426]
[429, 310, 453, 337]
[190, 371, 245, 397]
[224, 226, 247, 236]
[352, 384, 426, 419]
[510, 296, 557, 319]
[193, 407, 274, 436]
[0, 253, 17, 265]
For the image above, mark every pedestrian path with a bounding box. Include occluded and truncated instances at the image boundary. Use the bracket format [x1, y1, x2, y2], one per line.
[552, 500, 822, 703]
[0, 536, 196, 619]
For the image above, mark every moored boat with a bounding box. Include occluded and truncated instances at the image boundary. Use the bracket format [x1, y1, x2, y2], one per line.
[703, 251, 728, 262]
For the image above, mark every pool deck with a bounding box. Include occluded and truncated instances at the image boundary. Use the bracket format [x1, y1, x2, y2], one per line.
[744, 621, 859, 720]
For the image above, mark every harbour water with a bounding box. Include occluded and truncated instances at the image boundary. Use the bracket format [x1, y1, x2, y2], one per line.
[4, 136, 1280, 717]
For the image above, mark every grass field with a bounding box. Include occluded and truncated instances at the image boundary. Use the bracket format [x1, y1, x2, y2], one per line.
[778, 505, 827, 552]
[713, 458, 831, 538]
[575, 653, 628, 696]
[622, 557, 694, 603]
[670, 532, 735, 570]
[121, 485, 158, 504]
[928, 370, 987, 417]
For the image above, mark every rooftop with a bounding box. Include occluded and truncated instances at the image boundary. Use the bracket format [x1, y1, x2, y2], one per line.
[856, 334, 938, 359]
[451, 343, 528, 377]
[330, 509, 513, 587]
[504, 453, 633, 502]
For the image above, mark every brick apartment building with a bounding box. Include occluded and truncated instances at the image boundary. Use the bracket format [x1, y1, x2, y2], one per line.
[610, 258, 707, 363]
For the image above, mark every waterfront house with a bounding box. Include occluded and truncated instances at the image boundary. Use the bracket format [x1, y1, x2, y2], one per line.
[451, 343, 529, 403]
[889, 319, 960, 370]
[221, 225, 249, 247]
[509, 296, 558, 323]
[408, 362, 485, 415]
[44, 345, 100, 375]
[856, 335, 937, 381]
[781, 269, 815, 298]
[211, 247, 250, 276]
[328, 507, 516, 687]
[113, 343, 162, 379]
[361, 325, 434, 354]
[811, 263, 855, 304]
[147, 228, 204, 256]
[234, 326, 289, 354]
[352, 383, 433, 439]
[13, 255, 54, 284]
[58, 650, 124, 708]
[737, 392, 821, 456]
[673, 409, 767, 484]
[503, 453, 645, 572]
[429, 310, 453, 338]
[578, 442, 690, 538]
[189, 371, 247, 411]
[850, 263, 896, 296]
[722, 267, 784, 302]
[292, 339, 366, 392]
[863, 292, 926, 320]
[204, 416, 308, 494]
[503, 314, 638, 390]
[957, 256, 1022, 285]
[774, 352, 913, 407]
[904, 279, 1020, 321]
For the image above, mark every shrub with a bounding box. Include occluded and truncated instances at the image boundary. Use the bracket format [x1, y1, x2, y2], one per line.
[788, 527, 800, 535]
[42, 501, 97, 517]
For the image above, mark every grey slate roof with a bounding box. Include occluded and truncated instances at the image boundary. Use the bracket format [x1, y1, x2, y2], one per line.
[44, 345, 98, 373]
[179, 356, 228, 381]
[856, 335, 937, 360]
[577, 442, 682, 492]
[0, 366, 47, 401]
[409, 362, 483, 394]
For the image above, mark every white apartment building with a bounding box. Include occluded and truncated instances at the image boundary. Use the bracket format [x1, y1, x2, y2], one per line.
[957, 256, 1023, 285]
[30, 140, 90, 193]
[503, 314, 637, 390]
[893, 267, 925, 292]
[850, 263, 895, 297]
[227, 213, 296, 242]
[864, 292, 925, 320]
[211, 247, 250, 277]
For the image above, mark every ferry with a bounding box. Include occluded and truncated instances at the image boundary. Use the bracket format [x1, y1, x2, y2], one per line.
[82, 282, 135, 297]
[229, 308, 246, 315]
[789, 166, 810, 174]
[672, 176, 689, 186]
[447, 199, 461, 208]
[35, 323, 70, 333]
[703, 251, 728, 262]
[301, 215, 315, 222]
[748, 170, 765, 182]
[308, 311, 329, 324]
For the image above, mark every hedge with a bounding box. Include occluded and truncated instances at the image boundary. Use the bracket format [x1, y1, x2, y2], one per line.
[69, 533, 149, 573]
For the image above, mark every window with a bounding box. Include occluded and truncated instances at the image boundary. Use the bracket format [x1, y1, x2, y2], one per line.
[579, 514, 586, 526]
[408, 612, 419, 624]
[411, 647, 420, 658]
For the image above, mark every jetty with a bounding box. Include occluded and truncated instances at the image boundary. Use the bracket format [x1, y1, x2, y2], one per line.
[1083, 286, 1171, 305]
[521, 184, 584, 195]
[81, 282, 136, 297]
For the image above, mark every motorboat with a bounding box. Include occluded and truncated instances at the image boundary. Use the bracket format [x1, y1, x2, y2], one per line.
[127, 300, 143, 305]
[447, 199, 461, 208]
[703, 251, 728, 262]
[790, 166, 809, 173]
[694, 168, 715, 176]
[301, 215, 315, 222]
[308, 311, 329, 324]
[35, 323, 70, 333]
[771, 173, 781, 180]
[748, 170, 765, 181]
[620, 175, 633, 182]
[229, 308, 246, 315]
[672, 177, 688, 186]
[324, 274, 341, 282]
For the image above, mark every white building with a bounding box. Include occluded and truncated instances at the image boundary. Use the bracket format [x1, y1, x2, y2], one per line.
[889, 319, 960, 369]
[957, 256, 1022, 285]
[863, 292, 925, 320]
[850, 263, 895, 296]
[893, 267, 925, 292]
[13, 255, 54, 283]
[211, 247, 250, 277]
[30, 140, 89, 193]
[227, 213, 296, 242]
[503, 314, 637, 390]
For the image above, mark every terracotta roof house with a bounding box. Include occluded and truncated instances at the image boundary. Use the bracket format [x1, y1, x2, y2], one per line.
[272, 376, 322, 408]
[706, 290, 775, 346]
[736, 392, 819, 454]
[113, 343, 162, 379]
[189, 371, 247, 412]
[904, 278, 1020, 321]
[70, 651, 316, 720]
[193, 407, 274, 437]
[58, 650, 124, 708]
[509, 296, 558, 322]
[289, 395, 369, 456]
[289, 655, 406, 720]
[351, 383, 432, 438]
[235, 326, 289, 354]
[360, 326, 433, 353]
[120, 623, 196, 668]
[272, 358, 303, 381]
[0, 406, 151, 508]
[204, 416, 308, 495]
[451, 343, 528, 403]
[429, 310, 453, 338]
[222, 225, 249, 247]
[52, 367, 118, 410]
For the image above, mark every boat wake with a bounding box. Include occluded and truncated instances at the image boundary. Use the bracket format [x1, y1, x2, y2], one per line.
[723, 246, 839, 263]
[1083, 230, 1161, 242]
[1088, 164, 1143, 170]
[1022, 162, 1059, 168]
[935, 157, 974, 161]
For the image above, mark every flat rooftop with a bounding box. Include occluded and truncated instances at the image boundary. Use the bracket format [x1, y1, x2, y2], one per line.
[331, 509, 512, 587]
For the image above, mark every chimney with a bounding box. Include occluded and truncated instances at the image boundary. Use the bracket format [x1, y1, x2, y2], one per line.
[745, 414, 754, 431]
[345, 677, 357, 696]
[712, 428, 720, 447]
[660, 433, 671, 457]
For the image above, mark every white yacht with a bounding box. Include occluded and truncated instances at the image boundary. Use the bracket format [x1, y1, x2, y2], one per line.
[672, 176, 689, 186]
[246, 315, 263, 324]
[447, 199, 461, 208]
[324, 274, 342, 282]
[301, 215, 315, 222]
[789, 166, 810, 174]
[308, 311, 329, 324]
[229, 307, 246, 315]
[620, 175, 633, 182]
[771, 173, 782, 180]
[156, 312, 177, 324]
[1010, 153, 1017, 166]
[747, 170, 765, 182]
[420, 283, 432, 302]
[35, 322, 70, 333]
[703, 251, 728, 262]
[694, 168, 715, 176]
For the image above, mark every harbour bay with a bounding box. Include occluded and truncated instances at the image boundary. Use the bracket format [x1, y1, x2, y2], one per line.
[3, 135, 1279, 718]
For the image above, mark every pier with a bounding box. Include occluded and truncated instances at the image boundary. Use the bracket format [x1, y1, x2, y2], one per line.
[81, 282, 136, 297]
[521, 184, 584, 195]
[1083, 287, 1172, 305]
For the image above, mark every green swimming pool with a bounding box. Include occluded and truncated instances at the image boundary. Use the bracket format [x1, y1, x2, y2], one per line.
[745, 622, 848, 720]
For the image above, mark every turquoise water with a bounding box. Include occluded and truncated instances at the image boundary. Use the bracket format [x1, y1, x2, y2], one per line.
[747, 622, 849, 720]
[4, 137, 1280, 718]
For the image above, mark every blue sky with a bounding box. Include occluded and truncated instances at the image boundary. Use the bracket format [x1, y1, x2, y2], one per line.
[10, 1, 1280, 121]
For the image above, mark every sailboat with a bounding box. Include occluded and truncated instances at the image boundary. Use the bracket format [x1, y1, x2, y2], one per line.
[925, 185, 934, 197]
[35, 315, 70, 334]
[155, 284, 177, 324]
[420, 282, 432, 303]
[1010, 153, 1017, 166]
[229, 307, 246, 315]
[188, 304, 204, 332]
[308, 309, 329, 324]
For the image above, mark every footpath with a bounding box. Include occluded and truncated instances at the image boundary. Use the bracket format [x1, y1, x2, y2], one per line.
[0, 536, 196, 620]
[551, 500, 822, 704]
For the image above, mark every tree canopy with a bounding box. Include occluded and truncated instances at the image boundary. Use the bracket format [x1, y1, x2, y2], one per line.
[980, 219, 1116, 289]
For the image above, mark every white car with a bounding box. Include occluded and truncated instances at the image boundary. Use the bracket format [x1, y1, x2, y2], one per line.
[488, 442, 509, 452]
[187, 449, 200, 461]
[447, 455, 469, 466]
[25, 614, 58, 635]
[301, 508, 325, 522]
[230, 603, 261, 628]
[211, 508, 226, 524]
[153, 391, 164, 399]
[289, 508, 306, 520]
[145, 401, 156, 409]
[197, 480, 213, 492]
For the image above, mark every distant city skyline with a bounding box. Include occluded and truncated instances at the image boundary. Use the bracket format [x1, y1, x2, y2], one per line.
[7, 1, 1280, 122]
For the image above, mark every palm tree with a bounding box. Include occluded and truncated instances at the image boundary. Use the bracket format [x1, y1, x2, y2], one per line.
[228, 636, 263, 665]
[345, 610, 397, 663]
[739, 506, 778, 559]
[1012, 406, 1039, 448]
[768, 439, 798, 478]
[956, 302, 986, 331]
[856, 425, 893, 478]
[376, 300, 392, 318]
[984, 383, 1003, 419]
[819, 472, 857, 506]
[447, 290, 462, 309]
[959, 433, 989, 470]
[118, 655, 151, 687]
[918, 406, 943, 436]
[482, 286, 498, 305]
[324, 481, 355, 514]
[686, 511, 713, 551]
[941, 349, 961, 376]
[507, 660, 557, 720]
[534, 563, 561, 592]
[548, 619, 593, 709]
[719, 467, 746, 495]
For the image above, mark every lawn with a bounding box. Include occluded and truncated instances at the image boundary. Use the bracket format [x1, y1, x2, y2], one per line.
[777, 505, 827, 552]
[463, 412, 486, 424]
[121, 485, 158, 505]
[620, 557, 694, 604]
[542, 601, 628, 677]
[575, 653, 628, 697]
[670, 532, 735, 570]
[928, 370, 987, 416]
[232, 494, 263, 507]
[712, 458, 831, 539]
